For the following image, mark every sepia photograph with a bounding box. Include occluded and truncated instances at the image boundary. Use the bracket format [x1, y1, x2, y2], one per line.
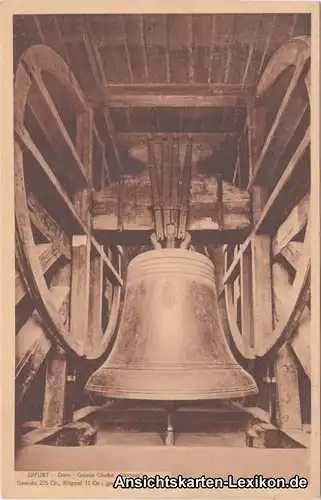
[1, 2, 320, 499]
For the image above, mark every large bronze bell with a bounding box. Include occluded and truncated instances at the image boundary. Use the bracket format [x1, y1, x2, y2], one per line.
[86, 249, 258, 400]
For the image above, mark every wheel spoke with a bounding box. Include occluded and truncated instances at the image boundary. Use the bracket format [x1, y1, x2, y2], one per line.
[279, 241, 304, 270]
[27, 192, 71, 260]
[15, 127, 87, 235]
[272, 193, 309, 258]
[291, 306, 311, 378]
[16, 244, 62, 305]
[252, 56, 309, 185]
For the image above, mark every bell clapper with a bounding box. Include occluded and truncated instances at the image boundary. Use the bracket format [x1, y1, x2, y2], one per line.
[164, 403, 176, 446]
[180, 231, 192, 250]
[165, 223, 176, 249]
[150, 232, 162, 250]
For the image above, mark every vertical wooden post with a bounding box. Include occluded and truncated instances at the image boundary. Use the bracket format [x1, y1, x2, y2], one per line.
[247, 106, 266, 184]
[251, 235, 273, 341]
[70, 235, 91, 356]
[42, 264, 71, 427]
[247, 105, 272, 414]
[251, 187, 273, 343]
[76, 109, 93, 184]
[88, 251, 104, 355]
[213, 245, 231, 345]
[240, 249, 254, 349]
[162, 138, 171, 238]
[251, 185, 274, 415]
[275, 344, 302, 429]
[42, 346, 69, 427]
[70, 108, 93, 357]
[273, 262, 302, 430]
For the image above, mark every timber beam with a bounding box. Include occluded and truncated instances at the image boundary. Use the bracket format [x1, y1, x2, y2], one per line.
[91, 172, 251, 242]
[87, 84, 252, 108]
[116, 132, 236, 148]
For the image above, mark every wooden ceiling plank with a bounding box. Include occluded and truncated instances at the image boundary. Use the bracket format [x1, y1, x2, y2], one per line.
[80, 20, 103, 87]
[164, 15, 171, 83]
[85, 20, 108, 86]
[80, 20, 113, 183]
[256, 14, 277, 84]
[289, 14, 298, 38]
[223, 16, 236, 84]
[82, 21, 124, 176]
[188, 15, 194, 83]
[53, 15, 72, 68]
[208, 15, 216, 84]
[241, 17, 260, 90]
[140, 15, 149, 81]
[32, 15, 46, 44]
[120, 15, 134, 82]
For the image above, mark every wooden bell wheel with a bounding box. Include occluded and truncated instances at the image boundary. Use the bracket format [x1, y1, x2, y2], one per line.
[223, 36, 311, 377]
[15, 45, 124, 403]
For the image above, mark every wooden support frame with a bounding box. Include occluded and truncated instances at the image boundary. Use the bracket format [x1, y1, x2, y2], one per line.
[222, 38, 311, 440]
[250, 37, 310, 188]
[162, 139, 172, 237]
[27, 193, 71, 259]
[273, 263, 302, 430]
[42, 345, 69, 428]
[21, 63, 88, 190]
[147, 138, 164, 241]
[16, 126, 88, 236]
[223, 127, 310, 288]
[69, 235, 91, 357]
[14, 43, 124, 369]
[16, 244, 61, 305]
[116, 132, 236, 147]
[178, 137, 193, 240]
[240, 248, 254, 349]
[87, 252, 104, 355]
[88, 83, 252, 108]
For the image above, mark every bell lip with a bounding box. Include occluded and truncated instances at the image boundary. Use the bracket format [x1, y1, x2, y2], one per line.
[85, 370, 259, 400]
[85, 386, 259, 401]
[128, 248, 214, 268]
